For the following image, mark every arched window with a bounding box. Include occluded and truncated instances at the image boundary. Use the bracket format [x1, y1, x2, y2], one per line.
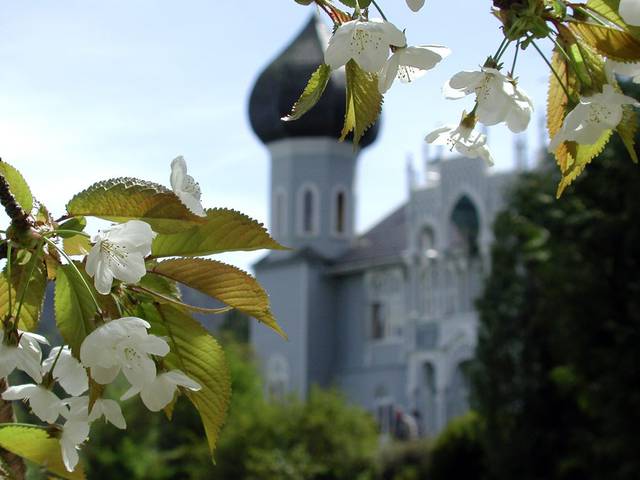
[298, 184, 319, 236]
[266, 354, 290, 401]
[335, 191, 346, 234]
[273, 189, 287, 238]
[419, 226, 437, 259]
[446, 360, 471, 421]
[449, 196, 480, 256]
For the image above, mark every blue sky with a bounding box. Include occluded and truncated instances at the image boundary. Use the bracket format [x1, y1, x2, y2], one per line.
[0, 1, 552, 272]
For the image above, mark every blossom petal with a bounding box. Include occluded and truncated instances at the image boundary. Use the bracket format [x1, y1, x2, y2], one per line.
[139, 376, 177, 412]
[378, 52, 401, 93]
[443, 70, 483, 99]
[90, 365, 121, 385]
[164, 370, 202, 391]
[620, 0, 640, 26]
[122, 354, 156, 387]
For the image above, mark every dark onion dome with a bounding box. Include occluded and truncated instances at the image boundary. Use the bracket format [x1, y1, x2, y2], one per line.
[248, 15, 380, 148]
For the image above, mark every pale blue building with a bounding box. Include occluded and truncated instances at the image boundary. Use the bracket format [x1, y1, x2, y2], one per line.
[248, 17, 518, 436]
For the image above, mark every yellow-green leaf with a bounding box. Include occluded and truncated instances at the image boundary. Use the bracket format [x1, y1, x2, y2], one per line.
[568, 21, 640, 61]
[150, 258, 286, 338]
[0, 160, 33, 214]
[283, 64, 332, 122]
[151, 208, 286, 257]
[617, 103, 639, 163]
[0, 424, 85, 480]
[557, 128, 613, 197]
[66, 177, 207, 234]
[340, 59, 383, 147]
[586, 0, 640, 39]
[0, 259, 47, 331]
[547, 49, 575, 173]
[141, 303, 231, 457]
[55, 264, 98, 357]
[63, 235, 92, 256]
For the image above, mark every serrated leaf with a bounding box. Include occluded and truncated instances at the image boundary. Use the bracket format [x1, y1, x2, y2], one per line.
[151, 208, 286, 257]
[150, 258, 286, 338]
[0, 160, 33, 214]
[340, 59, 383, 146]
[617, 103, 639, 162]
[557, 128, 613, 196]
[141, 303, 231, 457]
[66, 177, 207, 234]
[0, 259, 47, 331]
[58, 217, 87, 238]
[568, 21, 640, 61]
[63, 235, 92, 256]
[586, 0, 640, 39]
[547, 49, 575, 173]
[44, 243, 60, 280]
[0, 424, 85, 480]
[55, 264, 98, 357]
[283, 64, 332, 122]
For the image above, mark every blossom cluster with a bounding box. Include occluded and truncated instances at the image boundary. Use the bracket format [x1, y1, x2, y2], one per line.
[0, 158, 205, 472]
[312, 0, 640, 172]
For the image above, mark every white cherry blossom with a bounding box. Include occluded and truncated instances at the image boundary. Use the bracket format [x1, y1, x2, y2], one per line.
[170, 156, 206, 217]
[549, 84, 640, 151]
[2, 384, 66, 423]
[42, 346, 88, 396]
[378, 45, 451, 94]
[425, 124, 495, 166]
[62, 396, 126, 430]
[620, 0, 640, 26]
[80, 317, 170, 387]
[121, 369, 201, 412]
[444, 67, 533, 132]
[60, 418, 90, 472]
[406, 0, 425, 12]
[0, 330, 48, 382]
[605, 59, 640, 84]
[85, 220, 157, 295]
[324, 18, 406, 73]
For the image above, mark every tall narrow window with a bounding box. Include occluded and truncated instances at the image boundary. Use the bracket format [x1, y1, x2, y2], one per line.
[274, 190, 286, 238]
[371, 301, 386, 340]
[303, 189, 314, 234]
[335, 191, 346, 234]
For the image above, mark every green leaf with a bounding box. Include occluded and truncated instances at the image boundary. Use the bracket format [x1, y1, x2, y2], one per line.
[55, 264, 98, 357]
[141, 303, 231, 457]
[151, 208, 286, 257]
[0, 424, 85, 479]
[66, 177, 207, 234]
[0, 259, 47, 331]
[568, 21, 640, 61]
[150, 258, 286, 338]
[0, 160, 34, 214]
[340, 60, 383, 147]
[58, 216, 87, 238]
[282, 64, 332, 122]
[337, 0, 372, 7]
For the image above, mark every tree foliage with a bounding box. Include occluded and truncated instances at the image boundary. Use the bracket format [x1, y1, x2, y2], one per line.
[473, 83, 640, 480]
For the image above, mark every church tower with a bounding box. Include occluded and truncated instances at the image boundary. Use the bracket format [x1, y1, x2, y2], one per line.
[248, 16, 379, 397]
[249, 16, 378, 259]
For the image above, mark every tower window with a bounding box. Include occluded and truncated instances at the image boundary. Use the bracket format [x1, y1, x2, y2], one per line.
[371, 302, 386, 340]
[298, 184, 319, 236]
[303, 190, 314, 233]
[274, 189, 287, 238]
[335, 190, 346, 235]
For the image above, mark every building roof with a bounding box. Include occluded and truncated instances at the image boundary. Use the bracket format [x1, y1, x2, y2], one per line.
[334, 203, 407, 270]
[248, 16, 379, 147]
